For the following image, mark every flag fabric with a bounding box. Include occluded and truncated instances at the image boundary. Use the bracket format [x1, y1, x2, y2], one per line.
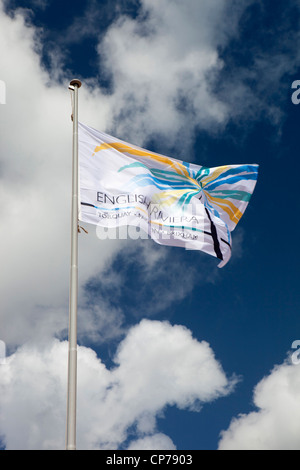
[78, 122, 258, 267]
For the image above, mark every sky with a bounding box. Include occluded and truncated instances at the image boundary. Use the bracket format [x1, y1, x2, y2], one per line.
[0, 0, 300, 451]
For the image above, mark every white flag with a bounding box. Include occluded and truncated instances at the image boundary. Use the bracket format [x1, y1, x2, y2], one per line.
[78, 122, 258, 267]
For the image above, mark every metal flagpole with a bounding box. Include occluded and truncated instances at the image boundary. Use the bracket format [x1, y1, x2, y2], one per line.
[66, 78, 82, 450]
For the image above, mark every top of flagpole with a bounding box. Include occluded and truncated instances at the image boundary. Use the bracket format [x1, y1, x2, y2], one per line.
[69, 79, 82, 88]
[69, 80, 82, 122]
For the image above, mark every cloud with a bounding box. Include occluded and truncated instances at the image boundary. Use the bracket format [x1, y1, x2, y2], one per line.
[0, 2, 126, 348]
[0, 319, 236, 449]
[218, 357, 300, 450]
[94, 0, 299, 151]
[126, 433, 176, 450]
[98, 0, 234, 151]
[82, 238, 217, 323]
[215, 0, 300, 132]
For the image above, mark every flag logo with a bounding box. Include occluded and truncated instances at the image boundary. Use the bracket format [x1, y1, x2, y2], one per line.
[78, 122, 258, 267]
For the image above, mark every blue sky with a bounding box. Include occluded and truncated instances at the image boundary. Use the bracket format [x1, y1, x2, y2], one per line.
[1, 0, 300, 450]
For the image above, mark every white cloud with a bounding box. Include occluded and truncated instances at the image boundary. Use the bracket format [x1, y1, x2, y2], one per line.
[126, 433, 176, 450]
[218, 358, 300, 450]
[0, 3, 126, 347]
[98, 0, 234, 151]
[0, 320, 235, 450]
[98, 0, 299, 148]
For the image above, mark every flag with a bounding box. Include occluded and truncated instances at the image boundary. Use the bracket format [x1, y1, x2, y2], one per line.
[78, 122, 258, 267]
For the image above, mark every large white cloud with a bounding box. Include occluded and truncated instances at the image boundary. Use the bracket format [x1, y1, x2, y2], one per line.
[0, 2, 125, 348]
[0, 320, 235, 450]
[98, 0, 234, 150]
[218, 357, 300, 450]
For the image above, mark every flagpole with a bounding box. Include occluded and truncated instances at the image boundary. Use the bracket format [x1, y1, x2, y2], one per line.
[66, 78, 81, 451]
